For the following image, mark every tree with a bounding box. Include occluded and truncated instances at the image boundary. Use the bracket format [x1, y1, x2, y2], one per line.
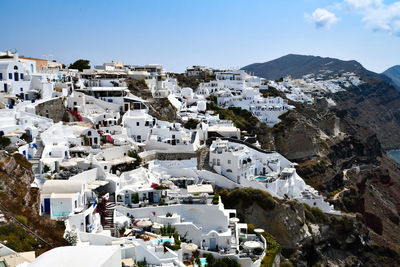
[65, 230, 78, 245]
[69, 59, 90, 71]
[0, 136, 10, 149]
[184, 119, 199, 130]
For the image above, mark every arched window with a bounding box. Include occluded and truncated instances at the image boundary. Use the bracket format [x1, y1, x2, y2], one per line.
[87, 131, 92, 136]
[226, 169, 232, 173]
[14, 66, 18, 70]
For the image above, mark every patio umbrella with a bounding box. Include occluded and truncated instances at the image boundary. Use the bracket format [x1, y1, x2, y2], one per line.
[254, 228, 265, 234]
[243, 241, 261, 250]
[229, 217, 240, 223]
[184, 243, 198, 252]
[13, 129, 26, 134]
[152, 223, 163, 231]
[136, 220, 152, 228]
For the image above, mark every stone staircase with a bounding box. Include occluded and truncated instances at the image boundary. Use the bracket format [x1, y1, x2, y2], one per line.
[103, 194, 117, 236]
[197, 146, 214, 172]
[30, 135, 44, 175]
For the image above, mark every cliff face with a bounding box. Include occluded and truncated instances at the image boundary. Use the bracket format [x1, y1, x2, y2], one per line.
[223, 191, 400, 266]
[333, 78, 400, 149]
[0, 152, 39, 212]
[0, 151, 67, 253]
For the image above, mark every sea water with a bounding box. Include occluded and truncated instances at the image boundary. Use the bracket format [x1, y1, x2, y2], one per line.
[386, 149, 400, 163]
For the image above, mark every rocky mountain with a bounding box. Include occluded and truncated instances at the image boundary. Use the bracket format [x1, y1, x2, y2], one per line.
[0, 151, 67, 254]
[242, 54, 391, 82]
[220, 188, 400, 266]
[383, 65, 400, 87]
[235, 54, 400, 263]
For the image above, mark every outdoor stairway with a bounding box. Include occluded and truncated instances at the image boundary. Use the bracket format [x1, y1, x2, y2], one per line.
[197, 146, 211, 171]
[29, 135, 44, 175]
[103, 194, 117, 236]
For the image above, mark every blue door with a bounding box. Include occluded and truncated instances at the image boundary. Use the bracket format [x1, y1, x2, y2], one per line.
[44, 198, 50, 213]
[210, 238, 216, 250]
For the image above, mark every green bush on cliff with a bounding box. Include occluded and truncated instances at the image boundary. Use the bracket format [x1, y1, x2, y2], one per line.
[220, 188, 275, 211]
[303, 203, 329, 224]
[206, 103, 260, 134]
[261, 232, 281, 267]
[0, 224, 38, 251]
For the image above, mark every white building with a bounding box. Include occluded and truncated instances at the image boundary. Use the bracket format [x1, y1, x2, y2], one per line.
[28, 245, 121, 267]
[40, 180, 91, 219]
[209, 139, 339, 214]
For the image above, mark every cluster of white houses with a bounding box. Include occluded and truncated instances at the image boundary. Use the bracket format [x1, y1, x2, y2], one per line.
[0, 52, 342, 267]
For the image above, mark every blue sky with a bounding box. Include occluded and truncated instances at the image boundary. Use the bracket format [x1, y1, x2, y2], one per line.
[1, 0, 400, 73]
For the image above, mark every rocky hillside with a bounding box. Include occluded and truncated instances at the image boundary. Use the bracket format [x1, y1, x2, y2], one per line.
[220, 188, 400, 266]
[241, 54, 390, 81]
[127, 78, 178, 122]
[0, 151, 67, 254]
[383, 65, 400, 87]
[263, 94, 400, 254]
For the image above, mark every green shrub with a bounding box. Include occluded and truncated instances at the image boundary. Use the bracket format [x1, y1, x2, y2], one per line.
[310, 207, 329, 223]
[280, 261, 293, 267]
[16, 215, 28, 225]
[131, 193, 139, 204]
[212, 194, 219, 205]
[0, 224, 38, 251]
[184, 119, 199, 130]
[43, 164, 51, 173]
[254, 247, 264, 255]
[0, 137, 11, 149]
[220, 188, 275, 211]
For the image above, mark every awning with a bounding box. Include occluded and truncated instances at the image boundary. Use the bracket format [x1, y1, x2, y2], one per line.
[184, 243, 198, 252]
[229, 217, 240, 224]
[187, 184, 214, 194]
[254, 228, 265, 234]
[110, 156, 135, 166]
[87, 180, 109, 190]
[121, 259, 134, 266]
[243, 241, 262, 250]
[136, 220, 152, 228]
[59, 161, 77, 168]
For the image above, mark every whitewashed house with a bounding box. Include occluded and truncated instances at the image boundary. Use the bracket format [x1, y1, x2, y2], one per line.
[40, 180, 90, 219]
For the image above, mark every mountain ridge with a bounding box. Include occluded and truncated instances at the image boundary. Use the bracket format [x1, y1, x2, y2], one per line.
[242, 54, 392, 83]
[383, 65, 400, 87]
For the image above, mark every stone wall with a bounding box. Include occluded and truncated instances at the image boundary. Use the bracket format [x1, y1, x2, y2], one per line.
[35, 97, 73, 122]
[155, 152, 197, 161]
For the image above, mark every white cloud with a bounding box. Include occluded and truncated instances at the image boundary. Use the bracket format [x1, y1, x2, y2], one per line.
[344, 0, 382, 9]
[346, 0, 400, 36]
[310, 0, 400, 36]
[306, 8, 340, 28]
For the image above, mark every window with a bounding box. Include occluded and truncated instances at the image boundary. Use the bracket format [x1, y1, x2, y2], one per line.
[20, 73, 23, 80]
[13, 66, 18, 70]
[8, 73, 12, 79]
[0, 73, 2, 80]
[228, 160, 231, 164]
[226, 169, 232, 173]
[75, 200, 77, 208]
[20, 88, 23, 92]
[14, 72, 19, 81]
[136, 122, 139, 126]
